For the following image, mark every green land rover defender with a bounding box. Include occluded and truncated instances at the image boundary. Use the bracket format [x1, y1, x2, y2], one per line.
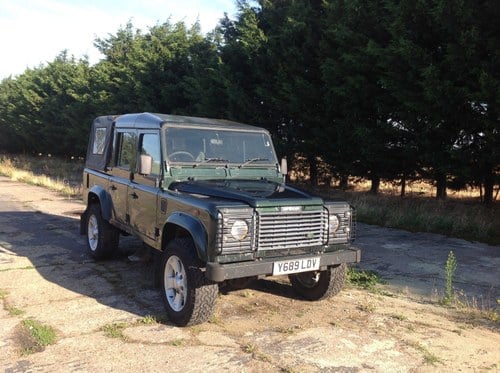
[80, 113, 360, 326]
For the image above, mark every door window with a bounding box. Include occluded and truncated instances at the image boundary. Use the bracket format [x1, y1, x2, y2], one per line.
[116, 132, 137, 170]
[140, 133, 161, 175]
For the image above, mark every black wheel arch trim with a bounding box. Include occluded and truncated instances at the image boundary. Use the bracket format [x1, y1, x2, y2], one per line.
[165, 212, 208, 261]
[80, 185, 113, 235]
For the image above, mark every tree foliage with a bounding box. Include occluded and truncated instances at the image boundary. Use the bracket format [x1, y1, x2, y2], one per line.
[0, 0, 498, 203]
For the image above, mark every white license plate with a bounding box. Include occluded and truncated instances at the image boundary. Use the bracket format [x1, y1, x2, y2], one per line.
[273, 257, 321, 276]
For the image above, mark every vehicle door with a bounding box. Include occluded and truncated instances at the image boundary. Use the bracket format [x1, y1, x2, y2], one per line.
[129, 131, 161, 240]
[109, 130, 137, 225]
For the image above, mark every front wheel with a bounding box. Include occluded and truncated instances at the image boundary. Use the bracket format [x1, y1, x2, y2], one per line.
[86, 203, 119, 260]
[289, 263, 347, 300]
[160, 238, 218, 326]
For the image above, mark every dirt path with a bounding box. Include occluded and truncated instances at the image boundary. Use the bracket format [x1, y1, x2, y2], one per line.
[0, 176, 498, 372]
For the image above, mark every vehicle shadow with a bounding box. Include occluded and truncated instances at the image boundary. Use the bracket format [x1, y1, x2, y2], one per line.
[0, 210, 314, 326]
[0, 210, 167, 322]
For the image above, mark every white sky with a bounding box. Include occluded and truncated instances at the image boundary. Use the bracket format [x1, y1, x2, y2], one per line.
[0, 0, 237, 79]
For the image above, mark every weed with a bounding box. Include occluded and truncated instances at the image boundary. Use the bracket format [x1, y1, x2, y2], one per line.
[101, 322, 128, 340]
[240, 290, 255, 298]
[357, 302, 376, 313]
[6, 305, 25, 316]
[138, 315, 158, 325]
[242, 342, 257, 354]
[347, 268, 383, 290]
[390, 313, 408, 321]
[442, 251, 457, 305]
[19, 319, 57, 354]
[407, 340, 443, 366]
[169, 339, 185, 346]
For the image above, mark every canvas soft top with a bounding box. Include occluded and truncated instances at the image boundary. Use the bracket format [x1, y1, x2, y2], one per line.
[85, 113, 270, 171]
[85, 115, 116, 171]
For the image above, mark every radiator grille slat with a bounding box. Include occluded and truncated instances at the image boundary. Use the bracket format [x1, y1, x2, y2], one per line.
[257, 210, 327, 250]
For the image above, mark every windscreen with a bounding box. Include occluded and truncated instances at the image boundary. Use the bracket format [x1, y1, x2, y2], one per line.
[165, 127, 278, 166]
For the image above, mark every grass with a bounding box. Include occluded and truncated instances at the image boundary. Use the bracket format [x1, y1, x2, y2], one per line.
[19, 319, 57, 354]
[0, 154, 82, 197]
[308, 185, 499, 245]
[0, 289, 25, 316]
[101, 322, 129, 340]
[406, 340, 443, 366]
[347, 268, 384, 290]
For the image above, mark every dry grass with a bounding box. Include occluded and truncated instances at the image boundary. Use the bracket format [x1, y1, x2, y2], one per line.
[0, 154, 82, 197]
[300, 182, 499, 245]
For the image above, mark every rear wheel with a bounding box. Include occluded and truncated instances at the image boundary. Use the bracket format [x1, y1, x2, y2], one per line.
[289, 263, 347, 300]
[86, 203, 119, 260]
[160, 238, 218, 326]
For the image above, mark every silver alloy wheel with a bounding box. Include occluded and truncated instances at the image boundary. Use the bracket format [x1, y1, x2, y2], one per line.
[164, 255, 187, 312]
[87, 214, 99, 252]
[294, 271, 321, 288]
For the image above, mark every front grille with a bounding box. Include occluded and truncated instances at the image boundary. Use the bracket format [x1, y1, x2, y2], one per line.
[256, 209, 327, 251]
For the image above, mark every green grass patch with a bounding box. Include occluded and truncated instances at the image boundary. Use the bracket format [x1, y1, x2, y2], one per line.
[101, 322, 129, 340]
[19, 319, 57, 354]
[347, 268, 384, 290]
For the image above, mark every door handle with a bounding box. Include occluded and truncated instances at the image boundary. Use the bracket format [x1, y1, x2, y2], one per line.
[110, 185, 117, 191]
[130, 192, 139, 199]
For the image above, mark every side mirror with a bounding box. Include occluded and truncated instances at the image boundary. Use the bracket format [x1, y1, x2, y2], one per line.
[139, 154, 152, 175]
[281, 157, 288, 176]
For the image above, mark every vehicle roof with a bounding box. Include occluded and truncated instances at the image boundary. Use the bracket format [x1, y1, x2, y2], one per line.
[98, 112, 267, 132]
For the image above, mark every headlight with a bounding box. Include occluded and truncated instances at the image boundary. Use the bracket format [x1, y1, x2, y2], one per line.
[231, 219, 249, 240]
[217, 208, 255, 254]
[325, 202, 355, 244]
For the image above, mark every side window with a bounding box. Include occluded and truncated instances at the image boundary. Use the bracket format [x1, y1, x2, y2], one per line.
[92, 127, 107, 155]
[116, 132, 137, 170]
[140, 133, 161, 175]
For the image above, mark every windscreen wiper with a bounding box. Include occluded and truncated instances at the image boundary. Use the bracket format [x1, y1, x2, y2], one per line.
[193, 157, 229, 168]
[238, 157, 269, 168]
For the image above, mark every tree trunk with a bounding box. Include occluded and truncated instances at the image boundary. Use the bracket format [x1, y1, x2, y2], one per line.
[400, 173, 406, 197]
[370, 174, 380, 194]
[483, 169, 494, 205]
[436, 172, 447, 199]
[309, 156, 318, 187]
[339, 174, 349, 190]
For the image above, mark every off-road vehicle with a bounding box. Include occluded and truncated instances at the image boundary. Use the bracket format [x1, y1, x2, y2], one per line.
[80, 112, 360, 326]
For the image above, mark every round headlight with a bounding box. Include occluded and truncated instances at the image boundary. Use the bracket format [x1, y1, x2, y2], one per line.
[329, 214, 340, 233]
[231, 220, 249, 240]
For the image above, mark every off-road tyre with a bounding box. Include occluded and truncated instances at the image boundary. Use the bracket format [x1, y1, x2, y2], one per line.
[160, 238, 218, 326]
[85, 203, 119, 260]
[289, 263, 347, 300]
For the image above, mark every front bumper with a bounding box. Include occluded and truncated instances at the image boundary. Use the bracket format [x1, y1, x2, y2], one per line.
[205, 247, 361, 282]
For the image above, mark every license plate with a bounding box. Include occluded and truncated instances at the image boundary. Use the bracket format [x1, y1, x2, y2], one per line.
[273, 257, 321, 276]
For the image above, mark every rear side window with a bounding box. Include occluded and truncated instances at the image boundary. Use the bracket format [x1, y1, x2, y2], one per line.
[92, 127, 107, 155]
[116, 132, 137, 170]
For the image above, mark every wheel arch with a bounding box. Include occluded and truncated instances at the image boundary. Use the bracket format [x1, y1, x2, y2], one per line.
[162, 212, 208, 262]
[80, 185, 113, 234]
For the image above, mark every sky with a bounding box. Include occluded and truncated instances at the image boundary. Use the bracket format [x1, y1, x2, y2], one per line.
[0, 0, 237, 79]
